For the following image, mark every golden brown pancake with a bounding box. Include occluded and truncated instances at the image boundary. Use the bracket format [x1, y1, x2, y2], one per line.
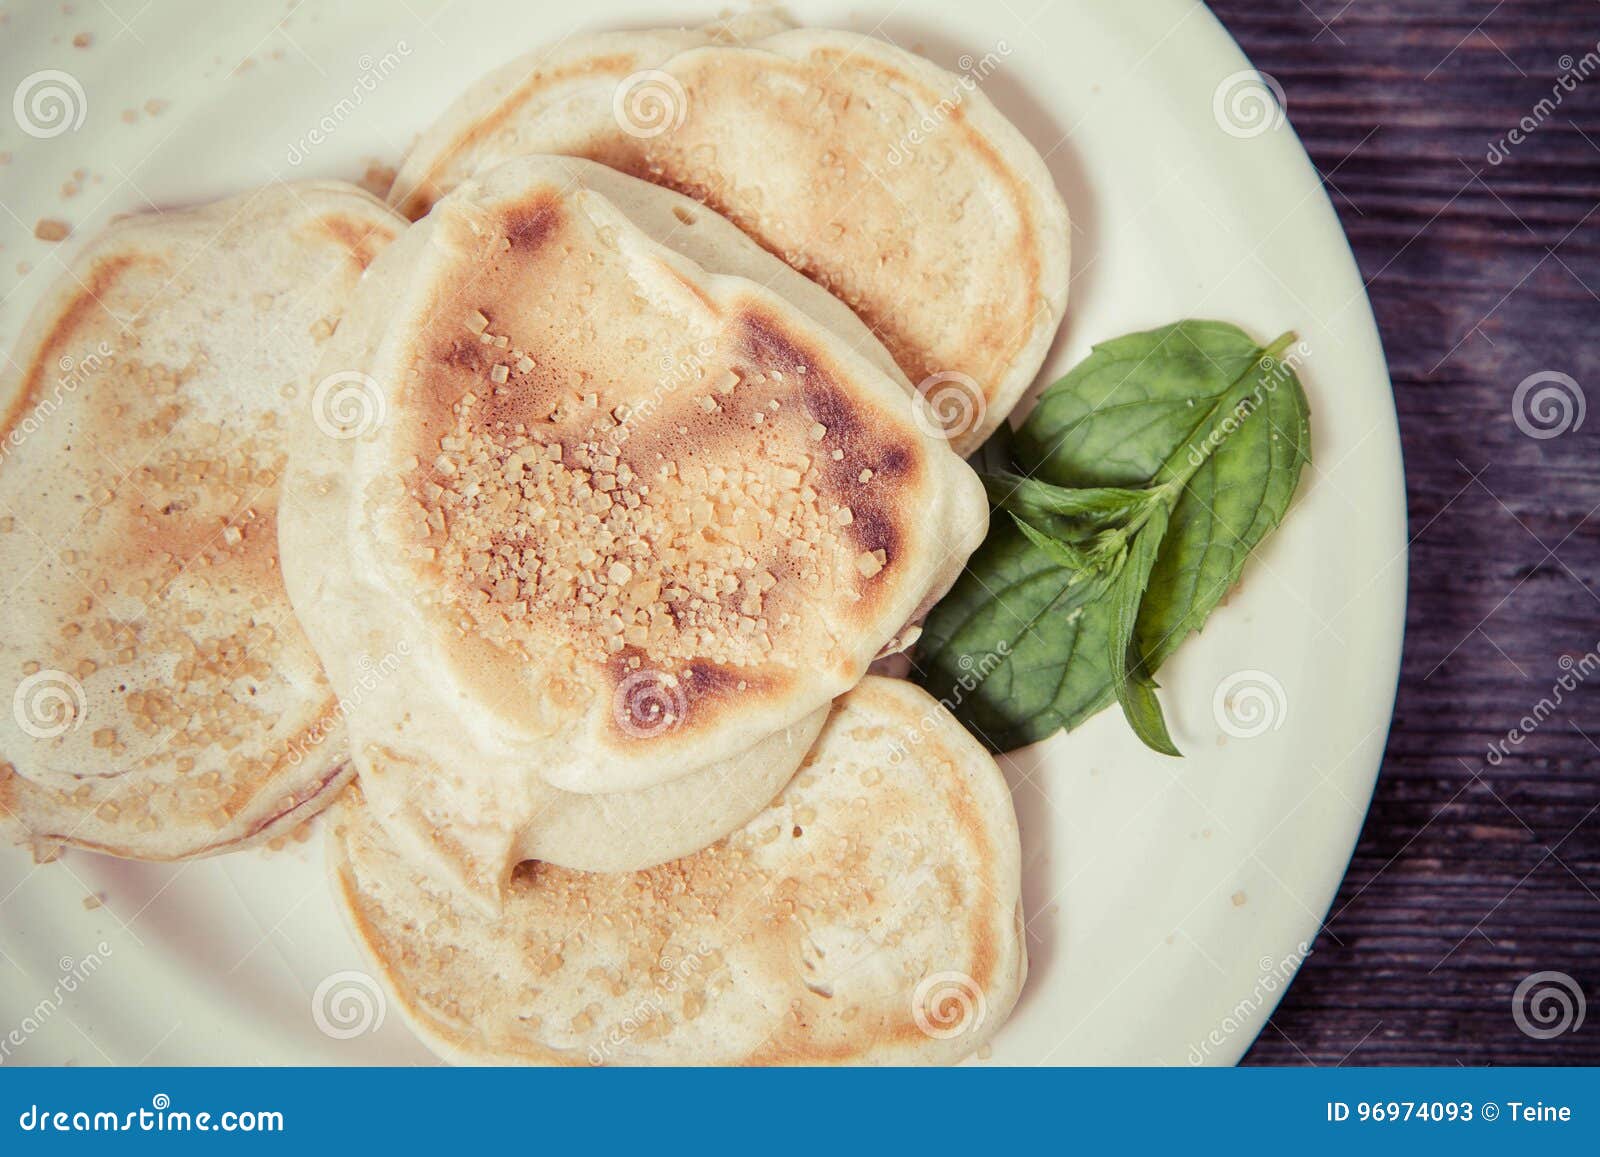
[330, 677, 1026, 1065]
[390, 24, 1071, 454]
[0, 182, 401, 860]
[278, 156, 988, 910]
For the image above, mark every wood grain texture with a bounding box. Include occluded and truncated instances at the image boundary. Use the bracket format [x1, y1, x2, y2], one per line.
[1207, 0, 1600, 1066]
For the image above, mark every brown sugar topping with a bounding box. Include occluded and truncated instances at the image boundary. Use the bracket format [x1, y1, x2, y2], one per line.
[5, 347, 331, 835]
[415, 370, 861, 671]
[399, 198, 914, 686]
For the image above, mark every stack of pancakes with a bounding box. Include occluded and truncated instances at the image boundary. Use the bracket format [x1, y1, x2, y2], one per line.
[1, 11, 1069, 1065]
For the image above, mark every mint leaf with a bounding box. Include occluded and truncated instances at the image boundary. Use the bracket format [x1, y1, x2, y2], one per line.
[1132, 339, 1312, 669]
[1015, 321, 1267, 488]
[913, 521, 1121, 751]
[1011, 513, 1096, 572]
[1105, 503, 1180, 755]
[915, 321, 1312, 755]
[983, 472, 1154, 542]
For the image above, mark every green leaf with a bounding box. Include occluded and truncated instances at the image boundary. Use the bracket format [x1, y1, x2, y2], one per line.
[982, 472, 1153, 542]
[1020, 320, 1311, 670]
[1015, 321, 1268, 489]
[1011, 514, 1096, 572]
[913, 521, 1121, 751]
[1117, 671, 1180, 756]
[915, 320, 1312, 754]
[1134, 342, 1312, 670]
[1105, 503, 1181, 756]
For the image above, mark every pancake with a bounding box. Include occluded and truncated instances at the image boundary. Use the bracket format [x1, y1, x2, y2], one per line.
[389, 24, 1071, 455]
[357, 706, 828, 899]
[279, 156, 988, 908]
[330, 676, 1027, 1065]
[387, 8, 794, 207]
[0, 182, 402, 860]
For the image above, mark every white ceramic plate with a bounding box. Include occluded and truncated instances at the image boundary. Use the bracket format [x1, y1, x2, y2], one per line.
[0, 0, 1404, 1065]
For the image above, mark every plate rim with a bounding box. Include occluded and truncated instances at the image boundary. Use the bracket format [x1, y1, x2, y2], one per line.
[1182, 0, 1409, 1062]
[0, 0, 1411, 1067]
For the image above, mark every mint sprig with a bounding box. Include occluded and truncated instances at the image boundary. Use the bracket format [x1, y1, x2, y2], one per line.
[915, 323, 1312, 756]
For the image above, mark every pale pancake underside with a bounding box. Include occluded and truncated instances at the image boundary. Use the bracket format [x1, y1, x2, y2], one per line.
[0, 182, 400, 860]
[331, 677, 1026, 1066]
[355, 707, 829, 902]
[278, 155, 988, 909]
[390, 23, 1072, 455]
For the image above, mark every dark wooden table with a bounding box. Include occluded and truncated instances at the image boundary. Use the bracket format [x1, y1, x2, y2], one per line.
[1202, 0, 1600, 1066]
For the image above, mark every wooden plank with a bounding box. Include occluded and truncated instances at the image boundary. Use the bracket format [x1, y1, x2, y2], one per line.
[1205, 0, 1600, 1066]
